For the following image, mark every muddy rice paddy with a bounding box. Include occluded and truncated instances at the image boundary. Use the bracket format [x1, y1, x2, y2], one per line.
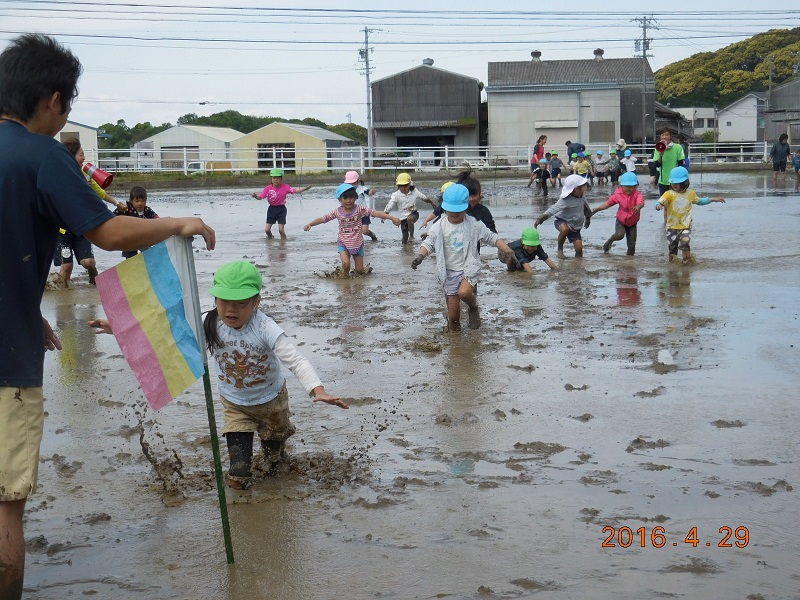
[30, 171, 799, 599]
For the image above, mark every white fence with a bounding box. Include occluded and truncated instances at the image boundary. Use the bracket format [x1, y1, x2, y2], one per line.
[88, 142, 773, 175]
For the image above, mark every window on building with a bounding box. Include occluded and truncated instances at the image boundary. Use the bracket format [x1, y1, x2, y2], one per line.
[706, 118, 716, 128]
[257, 143, 295, 170]
[726, 121, 732, 127]
[693, 118, 704, 128]
[588, 121, 615, 143]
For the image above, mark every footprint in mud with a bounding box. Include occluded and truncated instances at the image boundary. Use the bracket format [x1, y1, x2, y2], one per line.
[660, 557, 721, 574]
[579, 470, 618, 486]
[626, 436, 671, 453]
[44, 454, 83, 478]
[711, 419, 747, 428]
[635, 386, 666, 398]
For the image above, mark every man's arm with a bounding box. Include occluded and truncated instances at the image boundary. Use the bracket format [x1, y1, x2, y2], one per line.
[83, 215, 215, 251]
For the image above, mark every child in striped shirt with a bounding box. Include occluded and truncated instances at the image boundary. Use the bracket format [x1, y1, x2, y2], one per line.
[304, 183, 399, 274]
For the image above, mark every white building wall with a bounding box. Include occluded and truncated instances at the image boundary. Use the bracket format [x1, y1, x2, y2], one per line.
[718, 97, 759, 142]
[488, 88, 620, 149]
[55, 122, 99, 158]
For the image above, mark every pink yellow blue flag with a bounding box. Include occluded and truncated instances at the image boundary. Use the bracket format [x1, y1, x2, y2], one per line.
[96, 237, 205, 411]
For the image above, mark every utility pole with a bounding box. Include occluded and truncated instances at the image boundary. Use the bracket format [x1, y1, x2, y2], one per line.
[359, 28, 377, 169]
[767, 55, 774, 112]
[633, 16, 657, 146]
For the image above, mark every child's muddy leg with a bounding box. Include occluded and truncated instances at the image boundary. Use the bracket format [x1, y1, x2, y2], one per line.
[353, 254, 365, 274]
[557, 224, 569, 258]
[573, 238, 584, 258]
[445, 295, 461, 332]
[339, 250, 352, 273]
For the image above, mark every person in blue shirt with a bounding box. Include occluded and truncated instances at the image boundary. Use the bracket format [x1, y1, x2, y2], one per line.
[0, 33, 216, 599]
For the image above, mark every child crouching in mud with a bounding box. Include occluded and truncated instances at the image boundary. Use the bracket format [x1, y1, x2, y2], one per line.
[304, 183, 399, 275]
[655, 166, 725, 264]
[91, 260, 348, 490]
[411, 183, 514, 332]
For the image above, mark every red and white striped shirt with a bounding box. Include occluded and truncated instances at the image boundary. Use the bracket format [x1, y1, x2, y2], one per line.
[321, 205, 373, 251]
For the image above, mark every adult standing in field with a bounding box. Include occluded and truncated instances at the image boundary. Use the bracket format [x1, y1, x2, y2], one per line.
[530, 135, 547, 169]
[0, 33, 216, 600]
[651, 128, 686, 195]
[768, 133, 791, 185]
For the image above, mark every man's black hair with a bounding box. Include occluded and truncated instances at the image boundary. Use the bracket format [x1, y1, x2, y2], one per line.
[0, 33, 82, 121]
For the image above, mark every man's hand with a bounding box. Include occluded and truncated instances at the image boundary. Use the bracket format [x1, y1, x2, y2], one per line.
[175, 217, 216, 250]
[43, 318, 62, 351]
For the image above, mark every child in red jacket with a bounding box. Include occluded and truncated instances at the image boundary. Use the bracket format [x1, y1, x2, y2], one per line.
[591, 171, 645, 256]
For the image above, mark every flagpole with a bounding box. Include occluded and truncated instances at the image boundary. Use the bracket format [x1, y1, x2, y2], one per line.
[182, 237, 235, 564]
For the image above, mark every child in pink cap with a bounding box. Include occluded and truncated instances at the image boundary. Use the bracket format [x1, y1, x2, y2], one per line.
[344, 170, 379, 241]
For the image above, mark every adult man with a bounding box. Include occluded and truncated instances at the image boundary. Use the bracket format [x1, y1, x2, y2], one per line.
[650, 128, 686, 195]
[0, 34, 215, 599]
[768, 133, 791, 184]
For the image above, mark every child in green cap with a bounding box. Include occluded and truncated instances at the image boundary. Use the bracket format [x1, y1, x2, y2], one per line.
[90, 260, 348, 490]
[251, 168, 312, 239]
[203, 260, 348, 488]
[499, 227, 558, 273]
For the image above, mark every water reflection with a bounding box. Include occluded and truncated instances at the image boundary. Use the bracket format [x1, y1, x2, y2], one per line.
[616, 266, 642, 307]
[657, 268, 692, 308]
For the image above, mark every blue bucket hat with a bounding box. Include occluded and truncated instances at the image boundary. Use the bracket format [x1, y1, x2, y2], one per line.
[620, 172, 638, 186]
[624, 149, 632, 157]
[577, 152, 585, 158]
[669, 166, 689, 184]
[440, 183, 469, 212]
[336, 183, 355, 199]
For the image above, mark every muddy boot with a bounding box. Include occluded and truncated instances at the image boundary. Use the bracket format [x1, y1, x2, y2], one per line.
[467, 306, 481, 330]
[261, 439, 286, 468]
[225, 432, 254, 490]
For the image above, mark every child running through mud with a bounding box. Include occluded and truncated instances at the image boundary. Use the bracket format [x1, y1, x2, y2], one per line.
[411, 183, 514, 332]
[90, 261, 348, 490]
[304, 183, 399, 275]
[591, 171, 645, 256]
[655, 166, 725, 264]
[533, 174, 593, 258]
[251, 168, 312, 239]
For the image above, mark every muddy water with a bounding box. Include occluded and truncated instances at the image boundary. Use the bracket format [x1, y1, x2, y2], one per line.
[29, 172, 799, 599]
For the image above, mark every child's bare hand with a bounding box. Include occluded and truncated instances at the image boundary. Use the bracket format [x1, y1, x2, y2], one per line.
[312, 392, 349, 409]
[303, 224, 311, 231]
[391, 217, 401, 226]
[712, 197, 726, 203]
[88, 319, 113, 335]
[655, 204, 663, 211]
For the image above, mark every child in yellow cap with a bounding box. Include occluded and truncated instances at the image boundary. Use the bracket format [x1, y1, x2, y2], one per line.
[383, 172, 429, 244]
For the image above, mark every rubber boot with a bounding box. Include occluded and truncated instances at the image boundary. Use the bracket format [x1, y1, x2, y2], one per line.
[261, 439, 286, 467]
[225, 432, 254, 490]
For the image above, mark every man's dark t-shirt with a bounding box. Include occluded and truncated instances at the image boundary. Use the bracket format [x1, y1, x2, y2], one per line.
[0, 120, 114, 386]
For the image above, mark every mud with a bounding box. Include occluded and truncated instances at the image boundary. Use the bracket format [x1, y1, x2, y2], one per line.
[27, 172, 800, 598]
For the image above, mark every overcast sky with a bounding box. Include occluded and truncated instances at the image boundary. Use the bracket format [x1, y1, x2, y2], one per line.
[2, 1, 799, 130]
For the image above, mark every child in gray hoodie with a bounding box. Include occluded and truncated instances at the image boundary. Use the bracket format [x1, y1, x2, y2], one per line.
[533, 174, 592, 258]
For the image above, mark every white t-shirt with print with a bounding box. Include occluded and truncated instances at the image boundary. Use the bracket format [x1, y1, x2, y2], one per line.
[439, 217, 467, 272]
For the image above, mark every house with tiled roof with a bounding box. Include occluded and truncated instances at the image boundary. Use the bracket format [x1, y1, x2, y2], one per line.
[486, 49, 655, 151]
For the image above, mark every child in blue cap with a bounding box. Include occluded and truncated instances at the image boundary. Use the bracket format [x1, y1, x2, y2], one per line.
[411, 184, 514, 332]
[655, 166, 725, 264]
[304, 183, 399, 275]
[591, 171, 645, 256]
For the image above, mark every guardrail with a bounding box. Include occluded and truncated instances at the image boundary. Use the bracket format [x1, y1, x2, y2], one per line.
[87, 142, 772, 175]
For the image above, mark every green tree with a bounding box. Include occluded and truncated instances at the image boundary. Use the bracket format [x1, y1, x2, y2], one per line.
[329, 122, 368, 144]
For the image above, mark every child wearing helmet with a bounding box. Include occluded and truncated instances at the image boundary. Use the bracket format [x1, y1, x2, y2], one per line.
[594, 150, 608, 185]
[344, 170, 379, 241]
[533, 174, 593, 259]
[498, 227, 558, 273]
[655, 166, 725, 264]
[591, 171, 645, 255]
[527, 158, 550, 195]
[251, 168, 312, 239]
[621, 149, 637, 175]
[203, 261, 348, 489]
[411, 184, 514, 332]
[606, 150, 620, 185]
[548, 152, 566, 188]
[304, 183, 399, 275]
[383, 172, 429, 244]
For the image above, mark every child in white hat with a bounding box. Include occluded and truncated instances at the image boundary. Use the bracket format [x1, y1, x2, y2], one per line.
[533, 174, 593, 258]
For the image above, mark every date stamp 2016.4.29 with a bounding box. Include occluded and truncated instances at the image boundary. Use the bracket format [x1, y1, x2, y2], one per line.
[601, 526, 749, 549]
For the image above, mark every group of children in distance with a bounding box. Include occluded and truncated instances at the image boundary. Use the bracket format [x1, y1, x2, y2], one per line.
[95, 159, 726, 492]
[528, 146, 636, 196]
